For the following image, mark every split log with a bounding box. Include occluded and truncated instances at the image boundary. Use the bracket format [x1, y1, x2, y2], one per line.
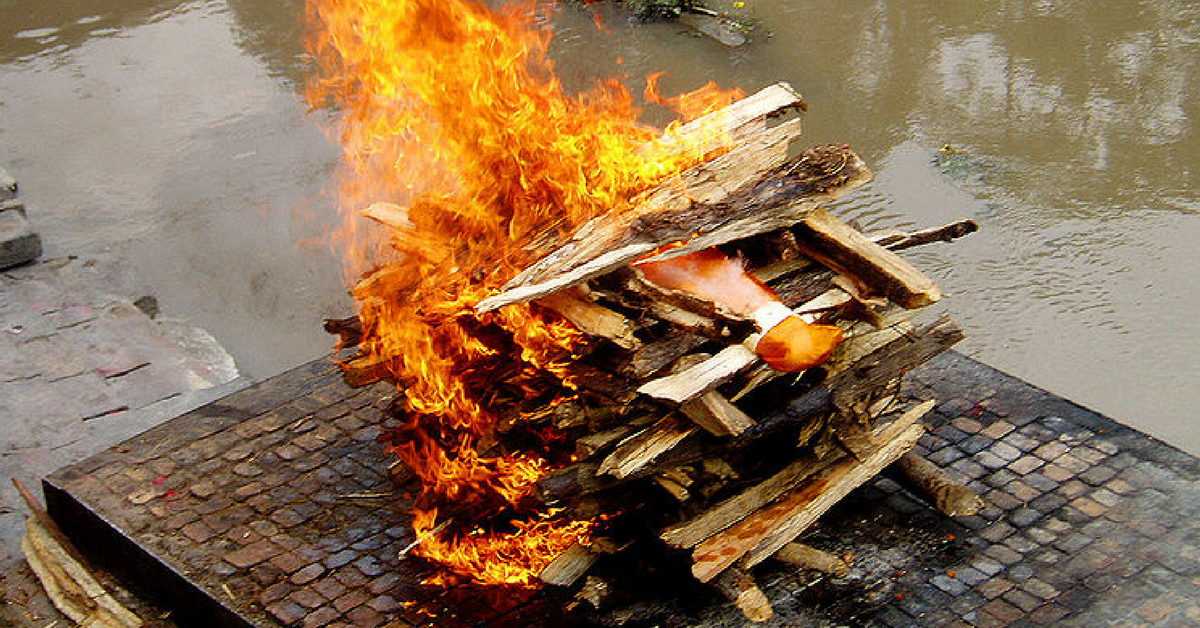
[792, 208, 942, 308]
[680, 391, 756, 437]
[363, 201, 413, 230]
[13, 480, 142, 628]
[638, 343, 755, 404]
[660, 452, 831, 549]
[712, 567, 773, 623]
[888, 452, 984, 516]
[771, 542, 851, 577]
[23, 519, 144, 628]
[537, 289, 641, 350]
[619, 330, 708, 379]
[342, 353, 394, 389]
[324, 315, 363, 349]
[597, 415, 696, 479]
[574, 575, 611, 609]
[690, 402, 931, 581]
[540, 542, 596, 587]
[475, 142, 871, 313]
[872, 218, 978, 252]
[576, 426, 636, 458]
[643, 82, 805, 159]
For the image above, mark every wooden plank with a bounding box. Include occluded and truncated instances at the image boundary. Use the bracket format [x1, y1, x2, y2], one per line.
[740, 422, 925, 567]
[793, 208, 942, 308]
[597, 415, 697, 479]
[660, 451, 831, 549]
[681, 391, 756, 437]
[536, 289, 641, 350]
[637, 343, 757, 404]
[689, 402, 931, 581]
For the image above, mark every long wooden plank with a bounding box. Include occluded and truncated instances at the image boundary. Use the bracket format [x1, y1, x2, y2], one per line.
[660, 451, 831, 549]
[741, 422, 925, 567]
[689, 401, 931, 581]
[793, 208, 942, 308]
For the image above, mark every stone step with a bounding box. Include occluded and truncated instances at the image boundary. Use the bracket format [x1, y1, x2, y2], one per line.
[0, 166, 43, 270]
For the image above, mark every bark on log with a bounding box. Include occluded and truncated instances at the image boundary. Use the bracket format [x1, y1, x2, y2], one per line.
[771, 542, 851, 577]
[888, 452, 985, 516]
[792, 208, 942, 308]
[475, 143, 871, 313]
[871, 219, 978, 252]
[712, 567, 773, 623]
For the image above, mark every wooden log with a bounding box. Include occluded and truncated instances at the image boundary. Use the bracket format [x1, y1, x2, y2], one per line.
[771, 542, 851, 577]
[597, 415, 696, 479]
[536, 289, 641, 350]
[540, 542, 596, 587]
[342, 353, 394, 388]
[642, 82, 804, 159]
[888, 452, 984, 516]
[690, 402, 931, 581]
[792, 208, 942, 308]
[712, 566, 773, 623]
[637, 343, 757, 404]
[324, 315, 363, 349]
[871, 218, 978, 252]
[660, 452, 831, 549]
[476, 142, 870, 313]
[681, 391, 756, 437]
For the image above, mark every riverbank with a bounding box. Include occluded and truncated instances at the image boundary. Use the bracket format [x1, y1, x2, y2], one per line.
[0, 253, 245, 571]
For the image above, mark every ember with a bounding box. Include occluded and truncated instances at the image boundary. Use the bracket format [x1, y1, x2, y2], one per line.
[308, 0, 980, 618]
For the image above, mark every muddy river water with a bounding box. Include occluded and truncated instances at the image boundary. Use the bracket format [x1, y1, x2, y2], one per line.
[2, 0, 1197, 454]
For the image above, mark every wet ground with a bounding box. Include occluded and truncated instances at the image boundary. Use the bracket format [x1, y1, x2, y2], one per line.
[1, 0, 1197, 457]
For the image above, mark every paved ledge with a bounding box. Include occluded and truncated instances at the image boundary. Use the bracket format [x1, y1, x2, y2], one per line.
[37, 350, 1200, 627]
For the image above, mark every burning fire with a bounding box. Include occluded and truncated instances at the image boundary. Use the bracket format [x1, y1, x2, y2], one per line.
[305, 0, 742, 585]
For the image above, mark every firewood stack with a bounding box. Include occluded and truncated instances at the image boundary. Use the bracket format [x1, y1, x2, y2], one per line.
[330, 82, 980, 622]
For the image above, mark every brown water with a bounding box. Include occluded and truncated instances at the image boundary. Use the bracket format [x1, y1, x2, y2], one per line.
[2, 0, 1197, 454]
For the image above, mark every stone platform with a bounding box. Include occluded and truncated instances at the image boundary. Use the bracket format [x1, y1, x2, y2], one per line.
[42, 351, 1200, 627]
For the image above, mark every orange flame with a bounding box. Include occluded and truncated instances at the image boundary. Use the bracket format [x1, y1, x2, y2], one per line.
[305, 0, 743, 585]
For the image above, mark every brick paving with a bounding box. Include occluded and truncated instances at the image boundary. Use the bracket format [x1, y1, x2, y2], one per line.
[41, 350, 1200, 627]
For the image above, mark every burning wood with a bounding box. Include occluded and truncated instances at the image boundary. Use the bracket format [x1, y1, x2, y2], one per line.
[308, 0, 980, 617]
[319, 83, 978, 621]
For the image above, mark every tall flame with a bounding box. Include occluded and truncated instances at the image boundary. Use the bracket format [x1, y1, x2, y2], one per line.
[306, 0, 742, 586]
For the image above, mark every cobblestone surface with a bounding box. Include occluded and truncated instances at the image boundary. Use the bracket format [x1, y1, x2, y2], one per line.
[43, 351, 1200, 627]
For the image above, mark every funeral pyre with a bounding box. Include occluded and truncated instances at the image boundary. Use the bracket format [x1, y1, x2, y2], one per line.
[308, 0, 979, 620]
